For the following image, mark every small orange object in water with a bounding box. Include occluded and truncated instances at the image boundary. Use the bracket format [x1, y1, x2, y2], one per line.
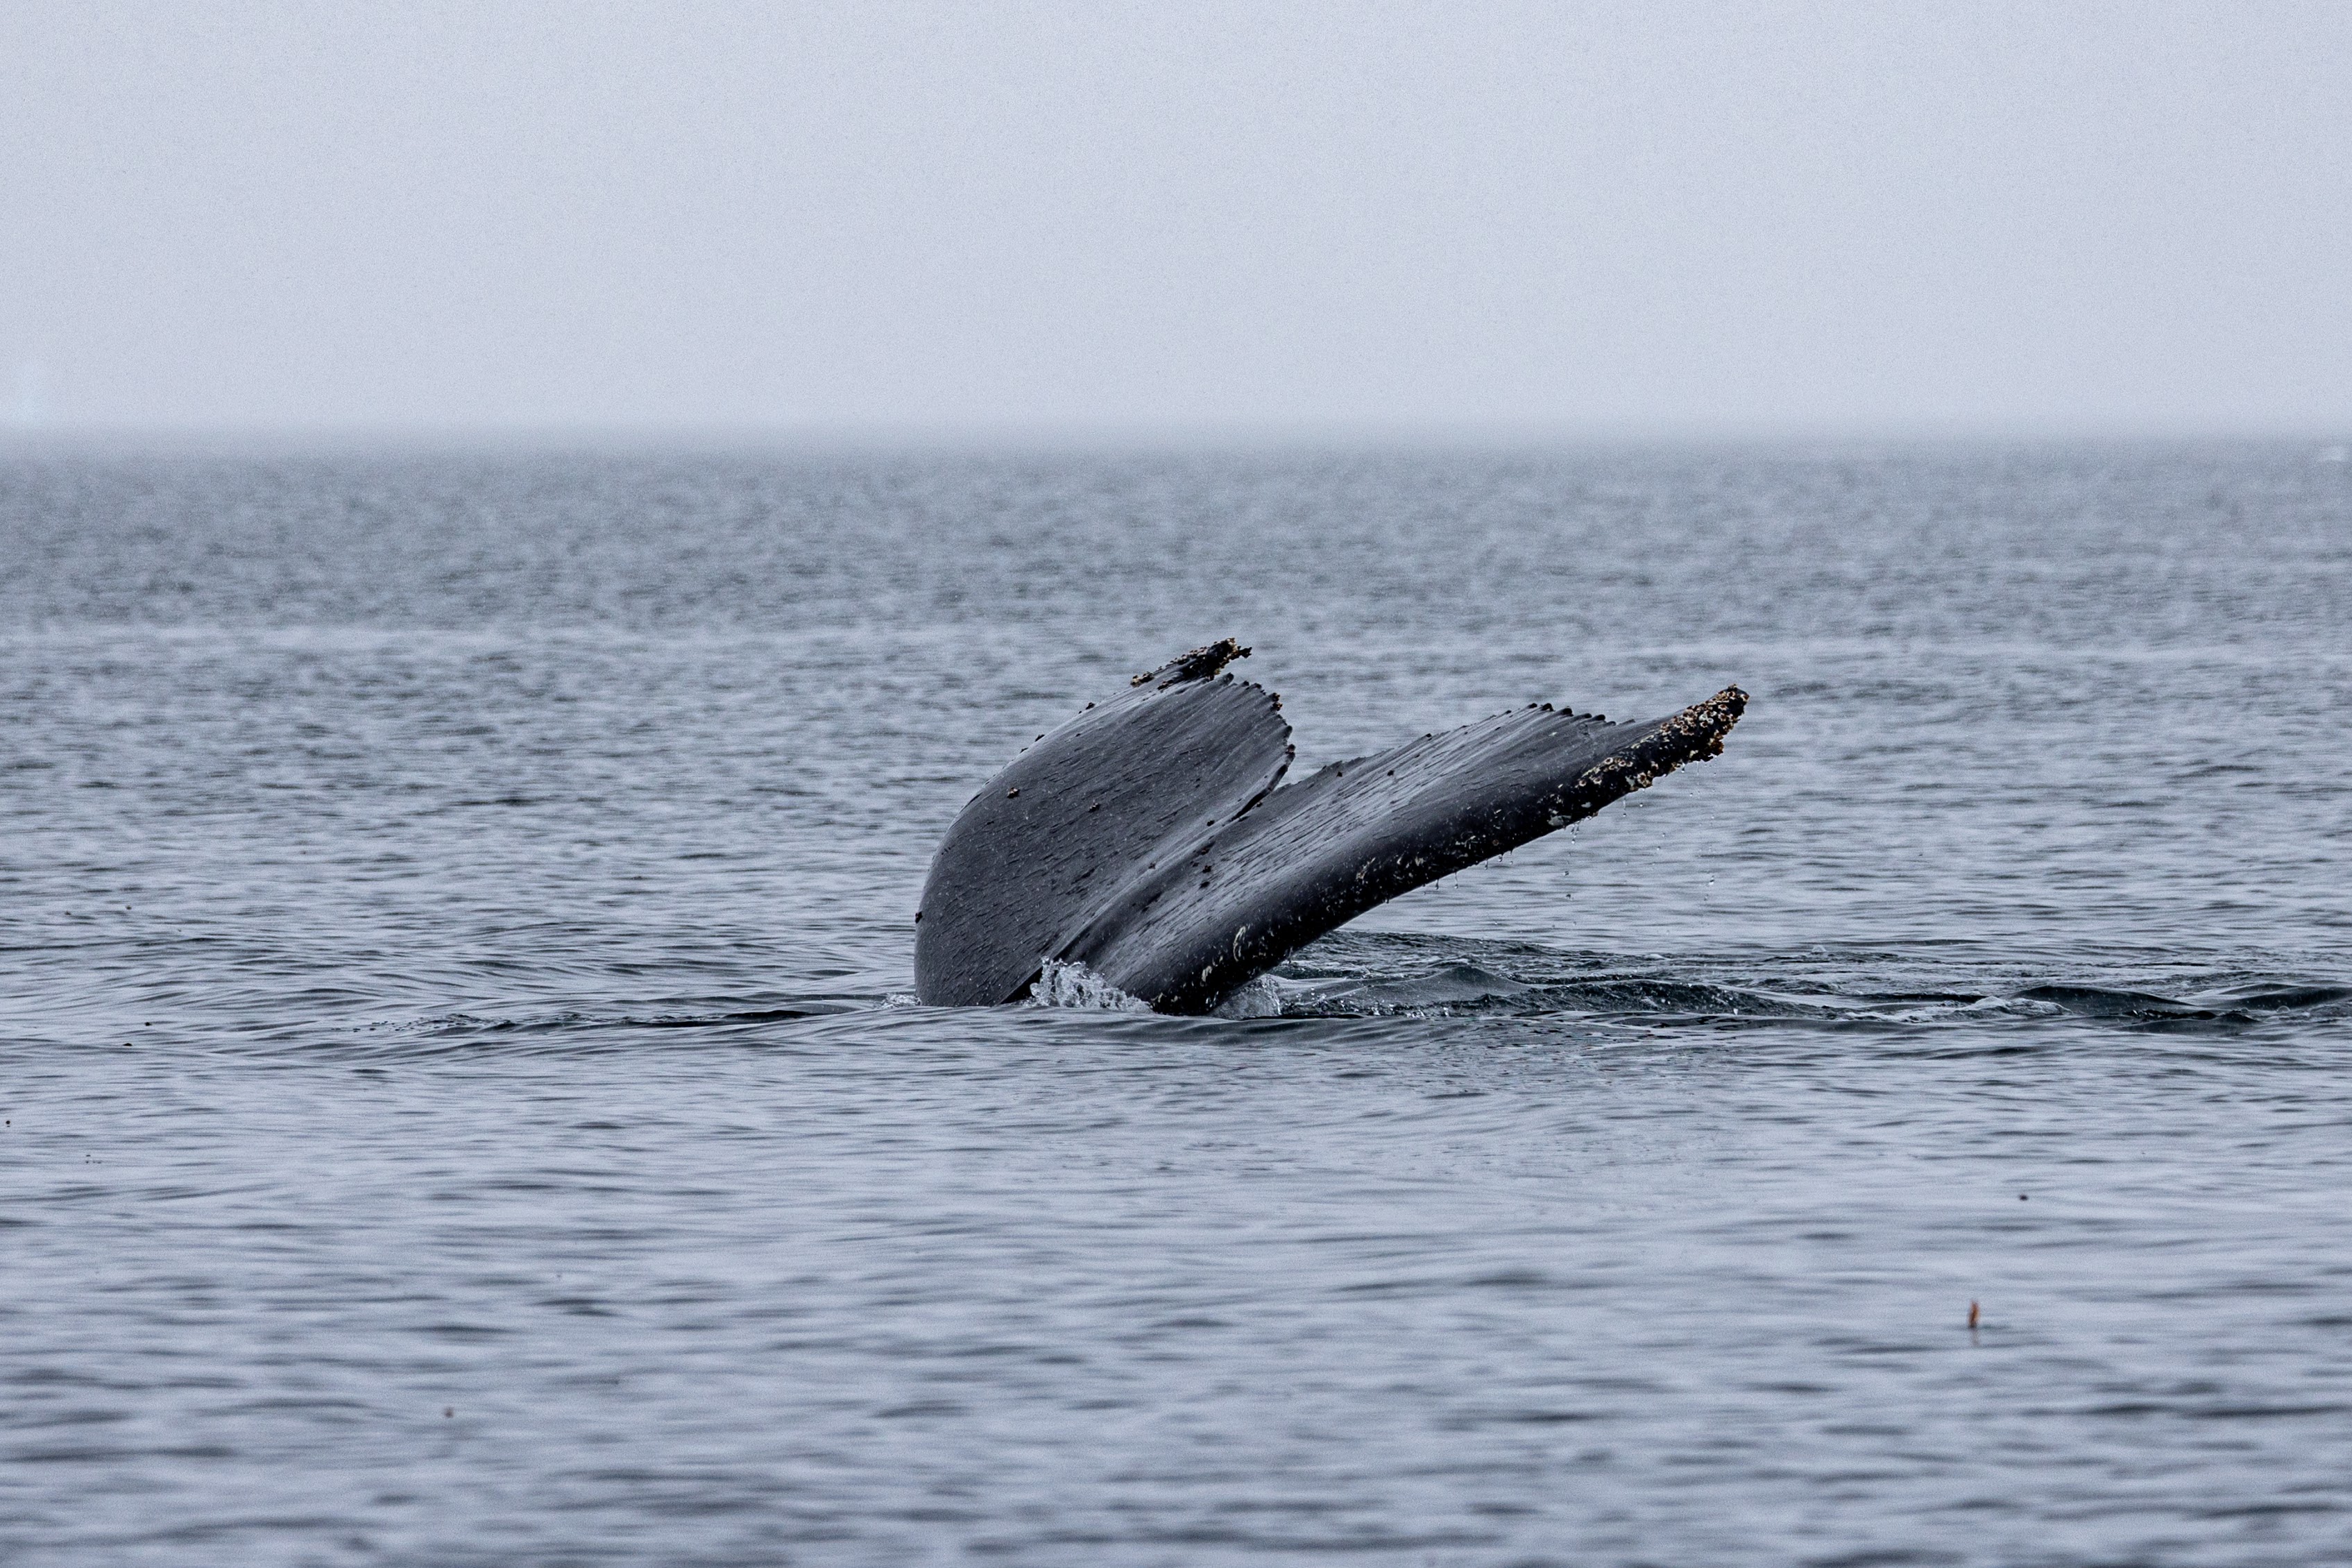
[1967, 1300, 1980, 1329]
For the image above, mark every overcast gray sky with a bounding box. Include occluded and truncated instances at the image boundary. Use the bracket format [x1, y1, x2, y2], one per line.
[3, 0, 2347, 438]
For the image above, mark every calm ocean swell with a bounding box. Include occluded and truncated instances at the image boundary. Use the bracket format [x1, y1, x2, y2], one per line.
[3, 444, 2349, 1565]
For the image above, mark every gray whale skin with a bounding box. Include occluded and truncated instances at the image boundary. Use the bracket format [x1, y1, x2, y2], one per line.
[914, 640, 1746, 1012]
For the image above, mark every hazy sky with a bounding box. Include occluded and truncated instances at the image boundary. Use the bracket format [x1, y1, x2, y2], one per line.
[4, 0, 2348, 437]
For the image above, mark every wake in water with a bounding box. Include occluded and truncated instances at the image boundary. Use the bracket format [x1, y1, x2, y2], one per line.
[341, 932, 2347, 1048]
[1007, 929, 2352, 1036]
[1244, 931, 2352, 1031]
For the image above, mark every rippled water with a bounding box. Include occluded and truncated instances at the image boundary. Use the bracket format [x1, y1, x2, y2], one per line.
[5, 443, 2349, 1565]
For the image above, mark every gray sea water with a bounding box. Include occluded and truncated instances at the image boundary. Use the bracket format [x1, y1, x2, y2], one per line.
[3, 443, 2349, 1566]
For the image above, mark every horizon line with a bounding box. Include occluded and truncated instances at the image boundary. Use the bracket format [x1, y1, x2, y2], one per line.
[4, 417, 2351, 458]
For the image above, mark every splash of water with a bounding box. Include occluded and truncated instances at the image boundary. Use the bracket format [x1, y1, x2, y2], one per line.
[1027, 959, 1152, 1012]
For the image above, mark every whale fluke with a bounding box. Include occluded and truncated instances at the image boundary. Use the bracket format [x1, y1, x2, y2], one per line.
[914, 640, 1746, 1012]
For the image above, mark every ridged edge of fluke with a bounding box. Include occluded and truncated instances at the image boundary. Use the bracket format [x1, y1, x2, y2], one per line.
[1132, 638, 1252, 688]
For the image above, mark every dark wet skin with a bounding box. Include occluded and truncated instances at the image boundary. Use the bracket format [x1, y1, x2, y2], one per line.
[915, 640, 1746, 1011]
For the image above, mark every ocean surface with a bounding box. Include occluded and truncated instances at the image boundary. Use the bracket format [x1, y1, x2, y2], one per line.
[3, 441, 2349, 1567]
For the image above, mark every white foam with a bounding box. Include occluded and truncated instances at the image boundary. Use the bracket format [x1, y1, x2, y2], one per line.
[1027, 959, 1152, 1012]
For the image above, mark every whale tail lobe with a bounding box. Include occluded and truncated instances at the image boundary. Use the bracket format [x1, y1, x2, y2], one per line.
[914, 641, 1744, 1012]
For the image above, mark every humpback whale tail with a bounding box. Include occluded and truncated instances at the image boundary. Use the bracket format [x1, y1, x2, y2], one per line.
[914, 640, 1746, 1013]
